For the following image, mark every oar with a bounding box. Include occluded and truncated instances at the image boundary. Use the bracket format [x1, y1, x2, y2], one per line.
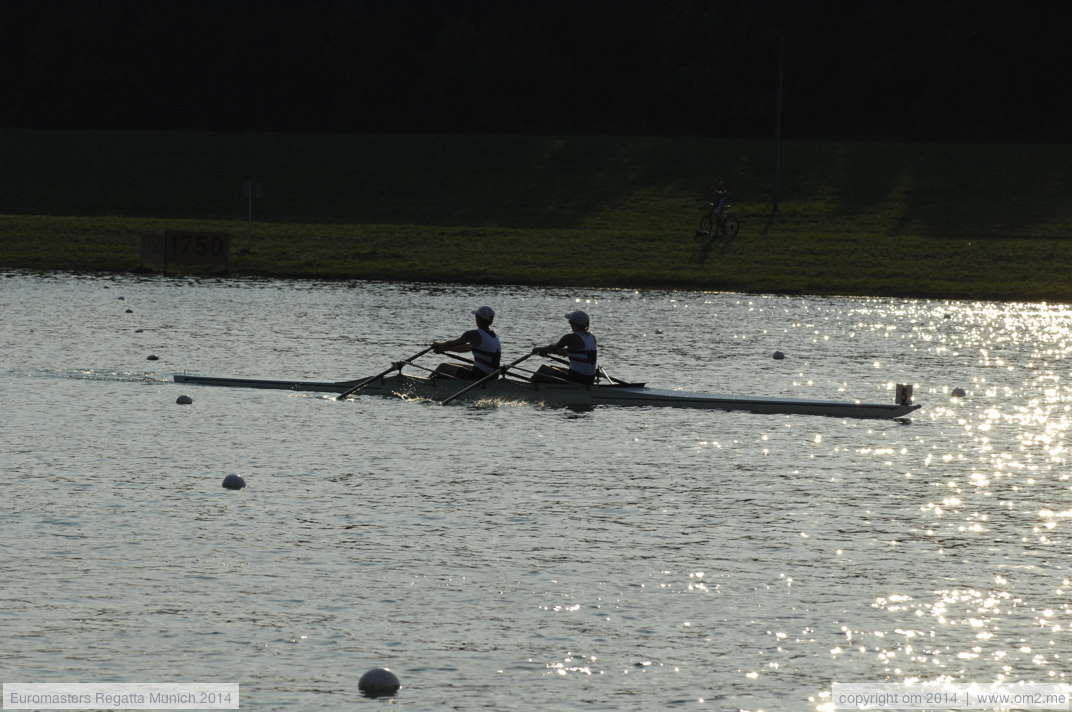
[336, 346, 434, 401]
[406, 360, 469, 381]
[597, 366, 629, 385]
[544, 353, 628, 384]
[440, 352, 534, 405]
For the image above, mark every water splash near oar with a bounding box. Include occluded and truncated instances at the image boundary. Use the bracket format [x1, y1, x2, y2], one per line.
[440, 352, 534, 405]
[336, 346, 433, 401]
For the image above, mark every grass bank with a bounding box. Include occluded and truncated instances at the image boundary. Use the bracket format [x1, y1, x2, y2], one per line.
[2, 130, 1071, 301]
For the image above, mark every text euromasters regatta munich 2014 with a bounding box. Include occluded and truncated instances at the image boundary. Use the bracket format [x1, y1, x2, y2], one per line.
[3, 683, 239, 709]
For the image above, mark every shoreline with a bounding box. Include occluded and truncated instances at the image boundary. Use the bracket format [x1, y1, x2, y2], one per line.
[3, 131, 1071, 303]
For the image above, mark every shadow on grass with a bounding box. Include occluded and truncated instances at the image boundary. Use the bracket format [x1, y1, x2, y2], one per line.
[691, 229, 740, 263]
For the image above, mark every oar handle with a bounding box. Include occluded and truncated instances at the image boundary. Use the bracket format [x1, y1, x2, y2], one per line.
[437, 353, 475, 365]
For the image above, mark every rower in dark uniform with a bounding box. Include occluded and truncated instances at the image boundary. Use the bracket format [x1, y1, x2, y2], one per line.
[530, 310, 597, 385]
[432, 306, 502, 380]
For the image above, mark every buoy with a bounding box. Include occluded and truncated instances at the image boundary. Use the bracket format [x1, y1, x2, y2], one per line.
[125, 308, 133, 313]
[117, 296, 125, 300]
[135, 329, 144, 333]
[951, 387, 966, 397]
[147, 354, 159, 360]
[176, 395, 193, 405]
[222, 474, 246, 490]
[359, 668, 400, 697]
[655, 329, 664, 334]
[773, 351, 785, 360]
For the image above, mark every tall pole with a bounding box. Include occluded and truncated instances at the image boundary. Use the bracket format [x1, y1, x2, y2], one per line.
[773, 35, 785, 213]
[245, 180, 253, 253]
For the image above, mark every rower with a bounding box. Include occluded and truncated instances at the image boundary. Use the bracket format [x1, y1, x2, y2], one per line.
[431, 306, 502, 380]
[530, 310, 597, 385]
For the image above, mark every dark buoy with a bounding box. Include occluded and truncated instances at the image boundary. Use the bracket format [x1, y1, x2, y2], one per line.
[222, 474, 246, 490]
[135, 328, 144, 333]
[951, 387, 966, 397]
[147, 354, 159, 361]
[176, 395, 193, 405]
[359, 667, 400, 697]
[125, 308, 134, 313]
[773, 350, 785, 360]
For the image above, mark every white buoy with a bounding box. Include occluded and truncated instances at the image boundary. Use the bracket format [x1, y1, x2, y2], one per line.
[176, 395, 193, 405]
[359, 668, 400, 697]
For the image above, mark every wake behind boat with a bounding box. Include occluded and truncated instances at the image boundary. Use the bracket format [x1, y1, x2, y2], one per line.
[171, 371, 921, 420]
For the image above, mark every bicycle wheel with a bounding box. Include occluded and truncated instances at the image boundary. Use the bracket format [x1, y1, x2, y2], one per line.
[698, 215, 713, 236]
[724, 215, 740, 237]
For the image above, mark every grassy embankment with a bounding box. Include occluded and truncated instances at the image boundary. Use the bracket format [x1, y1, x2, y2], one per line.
[2, 130, 1071, 301]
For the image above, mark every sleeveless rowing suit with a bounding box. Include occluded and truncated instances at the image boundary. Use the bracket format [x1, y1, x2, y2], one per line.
[472, 327, 502, 375]
[567, 332, 597, 384]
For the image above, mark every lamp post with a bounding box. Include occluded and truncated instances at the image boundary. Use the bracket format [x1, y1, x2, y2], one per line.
[773, 36, 784, 213]
[242, 180, 262, 253]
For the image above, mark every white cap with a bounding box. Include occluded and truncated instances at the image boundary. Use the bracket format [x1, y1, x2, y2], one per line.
[564, 310, 589, 326]
[472, 306, 495, 321]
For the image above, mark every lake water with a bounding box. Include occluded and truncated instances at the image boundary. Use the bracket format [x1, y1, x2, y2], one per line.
[4, 271, 1072, 711]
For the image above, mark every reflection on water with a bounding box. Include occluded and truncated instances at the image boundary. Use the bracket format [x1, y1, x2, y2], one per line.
[3, 272, 1072, 711]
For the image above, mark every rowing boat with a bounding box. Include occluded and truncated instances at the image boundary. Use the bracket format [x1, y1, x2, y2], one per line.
[172, 372, 920, 419]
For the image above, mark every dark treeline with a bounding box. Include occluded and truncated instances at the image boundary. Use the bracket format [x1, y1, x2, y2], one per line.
[2, 0, 1070, 141]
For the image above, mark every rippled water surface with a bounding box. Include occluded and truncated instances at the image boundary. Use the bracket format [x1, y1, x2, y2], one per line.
[4, 272, 1072, 710]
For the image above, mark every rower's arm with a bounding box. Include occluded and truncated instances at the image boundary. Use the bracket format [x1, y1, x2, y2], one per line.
[533, 334, 573, 357]
[434, 330, 478, 353]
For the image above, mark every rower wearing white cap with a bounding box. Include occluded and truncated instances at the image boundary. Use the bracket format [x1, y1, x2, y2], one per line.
[531, 310, 598, 385]
[432, 306, 502, 380]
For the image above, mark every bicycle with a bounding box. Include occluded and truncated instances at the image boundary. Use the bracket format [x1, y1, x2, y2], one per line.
[697, 202, 740, 238]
